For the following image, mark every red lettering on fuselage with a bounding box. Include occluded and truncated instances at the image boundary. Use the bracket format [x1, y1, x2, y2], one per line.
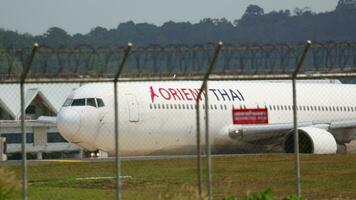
[149, 86, 244, 102]
[189, 89, 199, 100]
[181, 88, 193, 100]
[159, 88, 171, 100]
[176, 89, 186, 100]
[168, 88, 181, 100]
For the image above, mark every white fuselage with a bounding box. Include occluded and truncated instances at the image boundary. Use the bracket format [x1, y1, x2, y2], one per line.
[56, 81, 356, 155]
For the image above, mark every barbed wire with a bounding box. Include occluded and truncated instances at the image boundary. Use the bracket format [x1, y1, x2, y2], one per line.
[0, 41, 356, 80]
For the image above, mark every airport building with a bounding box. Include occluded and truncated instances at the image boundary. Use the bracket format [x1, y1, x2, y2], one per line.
[0, 83, 82, 160]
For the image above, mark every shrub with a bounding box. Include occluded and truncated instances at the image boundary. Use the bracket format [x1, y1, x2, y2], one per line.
[223, 189, 304, 200]
[242, 188, 275, 200]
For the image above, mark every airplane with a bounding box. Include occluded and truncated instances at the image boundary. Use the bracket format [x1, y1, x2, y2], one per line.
[51, 80, 356, 156]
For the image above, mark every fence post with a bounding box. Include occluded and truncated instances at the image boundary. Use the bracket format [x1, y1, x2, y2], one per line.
[196, 41, 223, 199]
[113, 42, 132, 200]
[20, 43, 39, 200]
[195, 93, 203, 195]
[292, 40, 312, 197]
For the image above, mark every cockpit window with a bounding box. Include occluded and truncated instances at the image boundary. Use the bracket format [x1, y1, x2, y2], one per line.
[87, 98, 97, 107]
[71, 99, 85, 106]
[65, 98, 104, 108]
[63, 98, 73, 107]
[97, 98, 105, 107]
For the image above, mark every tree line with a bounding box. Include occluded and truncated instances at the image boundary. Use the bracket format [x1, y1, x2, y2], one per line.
[0, 0, 356, 48]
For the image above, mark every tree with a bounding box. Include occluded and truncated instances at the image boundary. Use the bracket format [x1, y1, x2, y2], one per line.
[336, 0, 356, 10]
[44, 27, 72, 48]
[293, 7, 313, 16]
[243, 5, 264, 16]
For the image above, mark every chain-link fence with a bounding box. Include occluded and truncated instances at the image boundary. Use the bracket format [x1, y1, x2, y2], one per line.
[0, 41, 356, 199]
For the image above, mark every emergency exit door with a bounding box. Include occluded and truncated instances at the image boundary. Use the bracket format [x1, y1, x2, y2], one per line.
[126, 94, 139, 122]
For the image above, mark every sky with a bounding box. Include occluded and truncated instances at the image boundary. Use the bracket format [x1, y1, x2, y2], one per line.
[0, 0, 339, 35]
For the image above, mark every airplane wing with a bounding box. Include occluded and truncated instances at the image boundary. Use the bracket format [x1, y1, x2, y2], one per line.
[228, 119, 356, 143]
[228, 121, 311, 140]
[329, 119, 356, 129]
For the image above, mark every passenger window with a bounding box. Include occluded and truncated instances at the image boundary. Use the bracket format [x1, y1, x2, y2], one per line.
[72, 99, 85, 106]
[150, 104, 153, 109]
[97, 98, 105, 107]
[162, 104, 165, 109]
[170, 104, 173, 109]
[86, 98, 97, 107]
[224, 105, 227, 110]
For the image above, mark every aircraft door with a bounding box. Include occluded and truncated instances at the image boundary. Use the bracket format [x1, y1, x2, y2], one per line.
[126, 94, 139, 122]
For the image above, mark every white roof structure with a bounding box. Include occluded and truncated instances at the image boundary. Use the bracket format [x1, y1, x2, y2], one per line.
[0, 83, 80, 120]
[0, 97, 14, 118]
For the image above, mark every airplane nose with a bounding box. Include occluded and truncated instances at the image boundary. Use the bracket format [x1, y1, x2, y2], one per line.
[57, 109, 81, 140]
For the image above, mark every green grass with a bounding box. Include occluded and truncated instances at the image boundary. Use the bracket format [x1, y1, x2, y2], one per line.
[2, 154, 356, 199]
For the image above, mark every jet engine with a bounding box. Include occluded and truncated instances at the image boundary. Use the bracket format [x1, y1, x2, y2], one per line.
[284, 127, 338, 154]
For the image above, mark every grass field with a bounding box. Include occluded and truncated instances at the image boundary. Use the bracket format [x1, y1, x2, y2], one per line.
[2, 154, 356, 200]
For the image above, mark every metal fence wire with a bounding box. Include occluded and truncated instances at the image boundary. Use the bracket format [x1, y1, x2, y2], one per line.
[1, 41, 356, 81]
[0, 41, 356, 200]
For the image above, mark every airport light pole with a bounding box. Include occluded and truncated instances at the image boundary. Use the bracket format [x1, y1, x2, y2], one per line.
[113, 42, 132, 200]
[20, 43, 39, 200]
[292, 40, 312, 197]
[196, 41, 223, 199]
